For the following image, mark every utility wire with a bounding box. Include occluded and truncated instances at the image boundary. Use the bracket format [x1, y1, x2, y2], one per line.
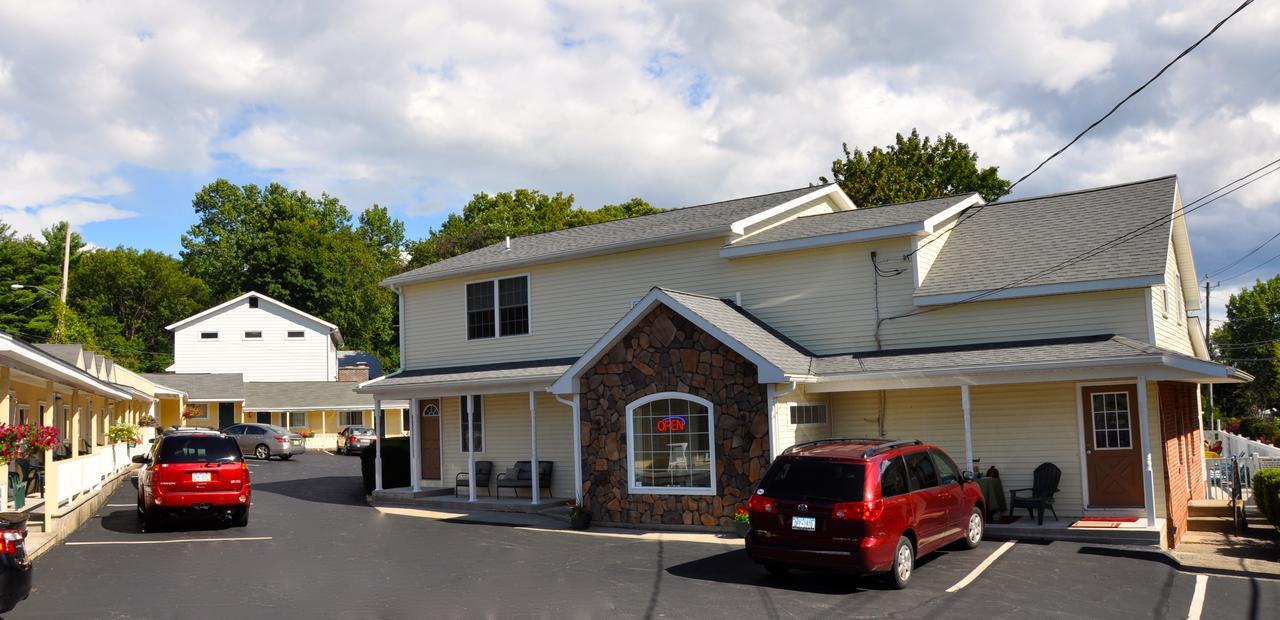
[1205, 230, 1280, 278]
[1218, 248, 1280, 282]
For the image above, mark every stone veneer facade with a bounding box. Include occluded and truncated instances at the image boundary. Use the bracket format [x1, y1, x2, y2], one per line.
[580, 304, 770, 528]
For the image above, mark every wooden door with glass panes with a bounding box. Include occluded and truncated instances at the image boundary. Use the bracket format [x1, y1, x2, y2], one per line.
[1082, 384, 1144, 507]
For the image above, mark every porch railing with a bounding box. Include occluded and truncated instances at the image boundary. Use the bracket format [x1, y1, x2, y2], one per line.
[52, 442, 135, 507]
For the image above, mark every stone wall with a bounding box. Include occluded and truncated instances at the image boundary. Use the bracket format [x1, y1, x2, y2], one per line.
[580, 304, 769, 528]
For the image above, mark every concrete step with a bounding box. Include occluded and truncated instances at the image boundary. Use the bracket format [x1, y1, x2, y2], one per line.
[1188, 499, 1234, 518]
[1187, 516, 1237, 533]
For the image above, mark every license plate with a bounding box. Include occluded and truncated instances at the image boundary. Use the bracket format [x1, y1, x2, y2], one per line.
[192, 472, 212, 482]
[291, 440, 301, 445]
[791, 516, 816, 531]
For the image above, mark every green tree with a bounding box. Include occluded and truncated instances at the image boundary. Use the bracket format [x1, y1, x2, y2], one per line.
[407, 190, 660, 268]
[820, 129, 1011, 206]
[0, 222, 87, 343]
[1211, 275, 1280, 417]
[69, 247, 211, 371]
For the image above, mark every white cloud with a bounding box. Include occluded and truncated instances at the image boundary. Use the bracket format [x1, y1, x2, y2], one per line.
[0, 201, 139, 237]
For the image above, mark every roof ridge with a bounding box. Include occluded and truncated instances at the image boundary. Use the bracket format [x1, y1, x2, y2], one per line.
[985, 174, 1176, 208]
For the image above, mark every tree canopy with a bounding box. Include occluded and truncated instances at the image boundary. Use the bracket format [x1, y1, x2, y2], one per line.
[1211, 275, 1280, 418]
[820, 129, 1011, 206]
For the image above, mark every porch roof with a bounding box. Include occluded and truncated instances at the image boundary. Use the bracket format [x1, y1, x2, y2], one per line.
[244, 381, 380, 412]
[140, 372, 245, 402]
[358, 358, 579, 395]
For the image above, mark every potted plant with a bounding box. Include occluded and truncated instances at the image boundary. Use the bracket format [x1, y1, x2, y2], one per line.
[107, 423, 141, 450]
[568, 500, 592, 530]
[138, 414, 157, 428]
[733, 507, 750, 537]
[21, 423, 60, 456]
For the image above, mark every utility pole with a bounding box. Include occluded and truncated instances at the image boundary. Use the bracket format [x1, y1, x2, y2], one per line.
[1204, 277, 1217, 422]
[56, 221, 71, 342]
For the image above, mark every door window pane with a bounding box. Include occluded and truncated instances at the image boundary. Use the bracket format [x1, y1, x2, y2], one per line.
[1091, 391, 1133, 449]
[905, 451, 939, 490]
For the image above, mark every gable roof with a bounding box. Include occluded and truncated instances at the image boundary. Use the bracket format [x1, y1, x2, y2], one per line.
[1, 332, 131, 399]
[243, 381, 373, 411]
[722, 193, 981, 258]
[549, 287, 816, 394]
[140, 373, 245, 402]
[382, 185, 835, 287]
[165, 291, 343, 346]
[915, 176, 1178, 303]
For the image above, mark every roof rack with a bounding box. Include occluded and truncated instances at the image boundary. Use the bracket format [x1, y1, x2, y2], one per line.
[862, 439, 923, 459]
[781, 437, 892, 455]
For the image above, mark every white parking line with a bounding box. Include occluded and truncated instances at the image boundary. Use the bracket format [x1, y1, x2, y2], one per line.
[322, 450, 335, 456]
[66, 536, 272, 546]
[106, 504, 134, 507]
[1187, 574, 1208, 620]
[947, 540, 1016, 593]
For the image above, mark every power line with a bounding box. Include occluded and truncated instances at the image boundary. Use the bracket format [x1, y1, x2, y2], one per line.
[1205, 230, 1280, 278]
[1218, 248, 1280, 282]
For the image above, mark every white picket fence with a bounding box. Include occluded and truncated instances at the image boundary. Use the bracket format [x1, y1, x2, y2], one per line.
[1205, 429, 1280, 458]
[53, 441, 137, 506]
[1205, 455, 1280, 502]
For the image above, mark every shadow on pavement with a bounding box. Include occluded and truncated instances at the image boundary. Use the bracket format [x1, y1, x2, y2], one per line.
[99, 509, 236, 534]
[665, 548, 940, 593]
[1076, 545, 1181, 569]
[251, 475, 367, 507]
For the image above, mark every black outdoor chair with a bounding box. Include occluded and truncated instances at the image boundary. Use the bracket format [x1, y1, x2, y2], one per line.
[17, 457, 44, 496]
[496, 461, 553, 499]
[455, 460, 494, 497]
[1009, 462, 1062, 525]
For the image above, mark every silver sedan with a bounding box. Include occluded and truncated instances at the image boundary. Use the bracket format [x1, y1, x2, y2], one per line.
[222, 423, 305, 460]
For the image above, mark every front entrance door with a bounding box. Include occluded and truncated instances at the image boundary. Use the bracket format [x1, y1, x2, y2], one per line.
[218, 402, 236, 429]
[1082, 384, 1145, 507]
[420, 399, 442, 480]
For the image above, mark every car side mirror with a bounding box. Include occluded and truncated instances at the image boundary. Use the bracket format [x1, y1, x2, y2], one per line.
[962, 470, 975, 483]
[131, 454, 151, 464]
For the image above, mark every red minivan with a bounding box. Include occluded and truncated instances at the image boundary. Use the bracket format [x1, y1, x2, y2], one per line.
[745, 438, 985, 588]
[135, 432, 251, 528]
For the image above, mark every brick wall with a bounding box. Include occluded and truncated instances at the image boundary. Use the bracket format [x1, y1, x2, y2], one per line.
[338, 365, 370, 382]
[1158, 381, 1203, 547]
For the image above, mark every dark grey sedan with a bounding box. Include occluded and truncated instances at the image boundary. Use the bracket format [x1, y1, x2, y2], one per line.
[222, 423, 305, 460]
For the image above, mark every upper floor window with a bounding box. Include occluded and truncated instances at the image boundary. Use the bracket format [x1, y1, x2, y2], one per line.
[466, 275, 529, 340]
[201, 332, 218, 340]
[244, 331, 263, 339]
[249, 296, 259, 309]
[287, 331, 305, 339]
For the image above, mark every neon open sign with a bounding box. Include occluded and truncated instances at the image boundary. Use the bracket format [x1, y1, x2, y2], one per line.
[656, 416, 687, 432]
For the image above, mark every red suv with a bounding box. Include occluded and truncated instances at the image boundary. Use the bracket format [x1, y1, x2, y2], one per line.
[745, 438, 984, 588]
[134, 432, 251, 528]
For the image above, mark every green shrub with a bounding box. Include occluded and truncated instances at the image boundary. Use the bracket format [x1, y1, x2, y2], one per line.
[360, 437, 411, 495]
[1254, 469, 1280, 531]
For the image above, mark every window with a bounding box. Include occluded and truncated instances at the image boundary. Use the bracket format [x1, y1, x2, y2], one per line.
[158, 435, 241, 463]
[249, 296, 259, 309]
[627, 393, 714, 494]
[287, 411, 308, 428]
[201, 332, 218, 340]
[466, 275, 529, 339]
[789, 404, 828, 425]
[759, 459, 865, 502]
[187, 403, 210, 420]
[244, 331, 263, 339]
[246, 425, 267, 436]
[460, 396, 484, 453]
[14, 404, 27, 426]
[340, 411, 363, 426]
[879, 456, 911, 497]
[905, 450, 939, 490]
[402, 410, 411, 432]
[256, 412, 271, 424]
[287, 331, 304, 339]
[223, 425, 245, 435]
[931, 450, 961, 485]
[1091, 392, 1133, 449]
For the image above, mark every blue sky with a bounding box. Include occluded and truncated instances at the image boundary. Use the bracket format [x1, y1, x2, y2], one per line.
[2, 1, 1279, 322]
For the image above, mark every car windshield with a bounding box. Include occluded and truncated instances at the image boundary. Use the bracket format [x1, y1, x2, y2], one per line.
[759, 458, 866, 502]
[158, 435, 242, 463]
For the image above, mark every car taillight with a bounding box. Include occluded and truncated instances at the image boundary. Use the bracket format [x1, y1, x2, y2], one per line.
[832, 499, 882, 521]
[275, 436, 288, 443]
[747, 494, 776, 514]
[348, 436, 358, 443]
[0, 530, 23, 555]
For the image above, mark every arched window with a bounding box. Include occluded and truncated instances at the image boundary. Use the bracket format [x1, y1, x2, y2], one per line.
[626, 392, 716, 495]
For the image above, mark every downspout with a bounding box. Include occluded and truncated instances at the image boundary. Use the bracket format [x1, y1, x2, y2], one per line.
[553, 392, 583, 504]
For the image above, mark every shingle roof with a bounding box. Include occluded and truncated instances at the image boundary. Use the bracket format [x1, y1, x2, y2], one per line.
[141, 373, 245, 401]
[659, 289, 815, 376]
[731, 194, 974, 247]
[384, 185, 827, 285]
[811, 334, 1161, 375]
[370, 358, 580, 389]
[243, 381, 373, 411]
[916, 176, 1177, 298]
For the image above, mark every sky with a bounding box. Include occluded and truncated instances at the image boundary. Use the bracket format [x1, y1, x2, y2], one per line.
[1, 0, 1278, 324]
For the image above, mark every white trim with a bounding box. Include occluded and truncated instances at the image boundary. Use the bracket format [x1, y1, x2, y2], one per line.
[165, 291, 343, 346]
[728, 185, 853, 235]
[1145, 288, 1158, 345]
[721, 221, 925, 259]
[410, 397, 421, 492]
[1135, 376, 1157, 527]
[960, 385, 973, 474]
[920, 194, 985, 231]
[529, 390, 539, 505]
[625, 391, 717, 496]
[1075, 384, 1091, 509]
[396, 284, 406, 369]
[913, 275, 1165, 306]
[549, 288, 791, 394]
[463, 273, 532, 341]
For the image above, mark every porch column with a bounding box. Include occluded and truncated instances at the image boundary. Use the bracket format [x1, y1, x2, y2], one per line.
[1196, 384, 1207, 499]
[466, 395, 476, 502]
[374, 398, 384, 492]
[0, 368, 9, 510]
[42, 381, 56, 533]
[960, 385, 974, 475]
[529, 391, 539, 505]
[410, 399, 422, 493]
[572, 394, 582, 504]
[70, 389, 81, 458]
[1135, 376, 1157, 527]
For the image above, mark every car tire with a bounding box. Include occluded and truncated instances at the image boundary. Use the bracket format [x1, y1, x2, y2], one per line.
[962, 507, 984, 550]
[280, 454, 292, 461]
[336, 445, 344, 455]
[763, 562, 791, 577]
[889, 536, 914, 590]
[255, 444, 271, 460]
[231, 508, 249, 528]
[142, 506, 162, 531]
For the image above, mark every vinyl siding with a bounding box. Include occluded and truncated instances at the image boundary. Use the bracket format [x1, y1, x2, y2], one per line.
[770, 385, 831, 456]
[170, 298, 336, 382]
[1152, 242, 1194, 356]
[402, 236, 1152, 370]
[913, 220, 954, 287]
[438, 392, 574, 498]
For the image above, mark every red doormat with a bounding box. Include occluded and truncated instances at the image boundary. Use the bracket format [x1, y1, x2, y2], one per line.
[1077, 516, 1139, 522]
[988, 515, 1021, 525]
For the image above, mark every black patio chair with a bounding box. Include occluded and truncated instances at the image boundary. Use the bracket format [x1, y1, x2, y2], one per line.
[455, 460, 493, 497]
[17, 457, 44, 496]
[1009, 462, 1061, 525]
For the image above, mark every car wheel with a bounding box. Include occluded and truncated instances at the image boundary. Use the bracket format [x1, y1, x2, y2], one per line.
[142, 506, 163, 531]
[279, 454, 292, 461]
[231, 508, 249, 527]
[336, 445, 344, 455]
[962, 507, 984, 550]
[255, 444, 271, 460]
[763, 562, 791, 577]
[889, 536, 914, 589]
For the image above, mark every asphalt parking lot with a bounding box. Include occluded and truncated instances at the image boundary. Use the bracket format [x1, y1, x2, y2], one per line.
[11, 452, 1279, 619]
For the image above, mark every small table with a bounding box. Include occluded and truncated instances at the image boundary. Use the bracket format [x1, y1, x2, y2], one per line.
[976, 477, 1007, 520]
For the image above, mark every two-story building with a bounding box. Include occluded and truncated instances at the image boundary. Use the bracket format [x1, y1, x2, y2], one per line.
[360, 176, 1246, 546]
[146, 292, 406, 445]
